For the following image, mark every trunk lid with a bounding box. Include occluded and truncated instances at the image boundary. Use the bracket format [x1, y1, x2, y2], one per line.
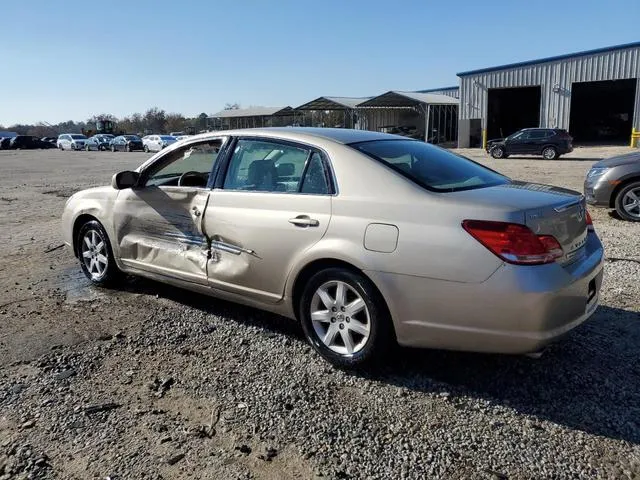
[447, 181, 589, 265]
[523, 194, 587, 265]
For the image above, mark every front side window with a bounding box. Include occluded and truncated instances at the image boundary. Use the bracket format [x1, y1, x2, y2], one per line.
[352, 139, 509, 192]
[144, 139, 223, 188]
[223, 139, 310, 192]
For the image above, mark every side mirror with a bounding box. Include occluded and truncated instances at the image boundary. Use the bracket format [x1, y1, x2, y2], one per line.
[112, 171, 140, 190]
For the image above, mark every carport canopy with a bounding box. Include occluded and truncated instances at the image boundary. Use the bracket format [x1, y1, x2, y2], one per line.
[358, 91, 458, 108]
[295, 96, 371, 111]
[210, 106, 292, 118]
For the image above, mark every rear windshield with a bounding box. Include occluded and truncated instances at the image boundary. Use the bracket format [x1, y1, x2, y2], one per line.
[352, 139, 509, 192]
[70, 134, 87, 140]
[124, 135, 140, 140]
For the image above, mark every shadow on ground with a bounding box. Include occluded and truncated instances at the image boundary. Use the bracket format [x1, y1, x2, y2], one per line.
[505, 156, 599, 162]
[104, 275, 640, 445]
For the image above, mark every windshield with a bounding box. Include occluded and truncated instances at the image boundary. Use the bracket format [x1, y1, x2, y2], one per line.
[123, 135, 140, 140]
[352, 139, 509, 192]
[70, 134, 87, 140]
[160, 136, 176, 141]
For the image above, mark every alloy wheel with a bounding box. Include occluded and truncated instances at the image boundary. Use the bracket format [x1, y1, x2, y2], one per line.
[80, 229, 108, 280]
[543, 147, 557, 159]
[491, 147, 504, 159]
[622, 187, 640, 219]
[310, 280, 371, 355]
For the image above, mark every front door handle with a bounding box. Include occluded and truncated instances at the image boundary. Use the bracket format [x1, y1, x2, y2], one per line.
[289, 215, 319, 227]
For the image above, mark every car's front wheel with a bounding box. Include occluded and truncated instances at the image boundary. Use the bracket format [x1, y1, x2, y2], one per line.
[299, 268, 393, 368]
[614, 180, 640, 222]
[76, 220, 120, 285]
[111, 145, 116, 152]
[143, 145, 149, 153]
[542, 146, 558, 160]
[490, 146, 505, 159]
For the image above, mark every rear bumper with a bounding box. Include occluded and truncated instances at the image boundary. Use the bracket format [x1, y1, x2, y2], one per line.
[560, 145, 573, 154]
[367, 232, 604, 354]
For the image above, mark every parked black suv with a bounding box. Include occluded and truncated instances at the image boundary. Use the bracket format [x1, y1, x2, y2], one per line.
[486, 128, 573, 160]
[9, 135, 57, 150]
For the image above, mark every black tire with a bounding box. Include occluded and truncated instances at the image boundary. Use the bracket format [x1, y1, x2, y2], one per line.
[614, 180, 640, 222]
[125, 144, 130, 152]
[542, 146, 558, 160]
[85, 145, 90, 151]
[111, 145, 116, 152]
[143, 145, 149, 153]
[58, 144, 64, 151]
[299, 267, 393, 369]
[490, 146, 505, 159]
[76, 220, 120, 286]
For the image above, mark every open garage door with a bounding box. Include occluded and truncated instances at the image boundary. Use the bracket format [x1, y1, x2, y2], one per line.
[569, 79, 637, 144]
[487, 86, 541, 140]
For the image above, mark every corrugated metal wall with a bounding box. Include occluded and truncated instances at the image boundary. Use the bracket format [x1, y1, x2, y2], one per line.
[458, 45, 640, 146]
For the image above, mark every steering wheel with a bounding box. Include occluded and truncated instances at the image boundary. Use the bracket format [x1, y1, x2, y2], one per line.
[178, 171, 205, 187]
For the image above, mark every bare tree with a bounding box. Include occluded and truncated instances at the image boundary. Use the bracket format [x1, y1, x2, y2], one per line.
[165, 113, 186, 133]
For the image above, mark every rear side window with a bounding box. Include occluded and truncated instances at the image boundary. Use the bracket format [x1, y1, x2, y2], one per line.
[528, 130, 547, 139]
[352, 140, 509, 192]
[301, 152, 330, 194]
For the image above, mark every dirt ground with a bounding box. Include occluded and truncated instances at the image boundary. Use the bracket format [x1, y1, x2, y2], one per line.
[0, 145, 639, 479]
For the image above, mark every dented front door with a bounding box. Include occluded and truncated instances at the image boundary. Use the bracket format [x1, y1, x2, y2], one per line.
[113, 186, 210, 284]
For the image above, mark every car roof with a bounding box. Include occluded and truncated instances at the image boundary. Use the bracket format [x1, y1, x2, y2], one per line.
[191, 127, 406, 145]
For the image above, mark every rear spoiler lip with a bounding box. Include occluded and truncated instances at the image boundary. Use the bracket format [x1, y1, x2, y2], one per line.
[553, 196, 585, 213]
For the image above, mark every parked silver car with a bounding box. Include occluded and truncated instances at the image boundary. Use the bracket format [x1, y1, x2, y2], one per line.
[584, 151, 640, 221]
[86, 134, 115, 151]
[62, 128, 603, 367]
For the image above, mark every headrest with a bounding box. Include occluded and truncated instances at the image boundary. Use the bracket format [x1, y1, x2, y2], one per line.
[276, 163, 295, 176]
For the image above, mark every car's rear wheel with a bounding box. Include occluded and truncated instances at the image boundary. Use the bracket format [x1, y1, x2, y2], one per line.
[490, 146, 505, 159]
[59, 144, 64, 151]
[125, 144, 130, 152]
[614, 180, 640, 222]
[85, 145, 90, 151]
[76, 220, 120, 285]
[299, 268, 392, 368]
[144, 145, 149, 153]
[542, 146, 558, 160]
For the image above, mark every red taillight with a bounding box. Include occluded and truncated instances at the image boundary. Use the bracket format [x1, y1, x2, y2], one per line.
[462, 220, 564, 265]
[586, 210, 594, 232]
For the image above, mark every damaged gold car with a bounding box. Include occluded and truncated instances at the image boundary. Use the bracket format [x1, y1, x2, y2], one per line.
[63, 128, 603, 367]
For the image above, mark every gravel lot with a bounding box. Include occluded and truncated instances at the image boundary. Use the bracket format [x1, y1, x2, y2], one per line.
[0, 146, 639, 479]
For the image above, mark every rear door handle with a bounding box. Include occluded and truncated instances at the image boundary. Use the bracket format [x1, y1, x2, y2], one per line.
[289, 215, 319, 227]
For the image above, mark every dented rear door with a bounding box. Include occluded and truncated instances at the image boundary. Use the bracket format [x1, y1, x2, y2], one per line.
[113, 186, 211, 284]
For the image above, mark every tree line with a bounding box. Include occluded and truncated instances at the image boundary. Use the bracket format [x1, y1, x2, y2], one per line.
[0, 108, 211, 137]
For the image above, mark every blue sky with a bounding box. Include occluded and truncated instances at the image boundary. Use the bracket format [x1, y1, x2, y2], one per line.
[1, 0, 638, 125]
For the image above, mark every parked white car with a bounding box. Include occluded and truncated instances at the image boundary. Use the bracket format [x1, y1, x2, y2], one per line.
[142, 135, 177, 153]
[57, 134, 88, 151]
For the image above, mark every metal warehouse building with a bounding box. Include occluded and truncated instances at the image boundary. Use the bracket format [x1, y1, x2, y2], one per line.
[457, 42, 640, 148]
